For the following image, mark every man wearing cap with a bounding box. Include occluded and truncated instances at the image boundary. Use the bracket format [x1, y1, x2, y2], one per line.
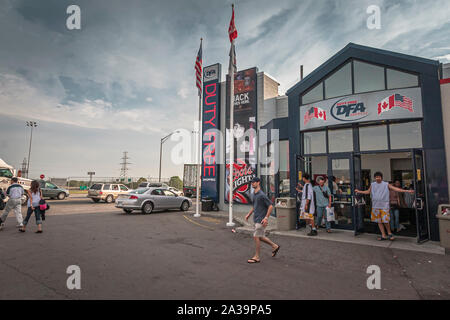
[245, 177, 280, 263]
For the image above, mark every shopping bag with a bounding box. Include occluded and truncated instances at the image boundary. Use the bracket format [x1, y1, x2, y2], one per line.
[326, 207, 335, 222]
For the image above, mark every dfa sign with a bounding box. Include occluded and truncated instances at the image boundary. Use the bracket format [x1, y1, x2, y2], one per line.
[300, 87, 423, 131]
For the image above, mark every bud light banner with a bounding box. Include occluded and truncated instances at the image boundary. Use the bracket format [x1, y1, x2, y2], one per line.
[300, 87, 423, 131]
[225, 67, 258, 204]
[202, 64, 221, 202]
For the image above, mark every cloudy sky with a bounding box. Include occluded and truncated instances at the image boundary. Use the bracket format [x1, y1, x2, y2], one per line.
[0, 0, 449, 180]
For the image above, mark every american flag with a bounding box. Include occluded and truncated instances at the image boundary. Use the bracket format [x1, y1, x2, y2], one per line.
[195, 40, 202, 96]
[393, 94, 413, 112]
[378, 93, 413, 114]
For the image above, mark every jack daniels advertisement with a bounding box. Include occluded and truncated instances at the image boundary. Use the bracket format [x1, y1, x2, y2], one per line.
[225, 67, 258, 204]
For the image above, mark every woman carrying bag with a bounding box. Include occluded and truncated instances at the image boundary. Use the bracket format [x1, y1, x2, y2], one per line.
[19, 180, 44, 233]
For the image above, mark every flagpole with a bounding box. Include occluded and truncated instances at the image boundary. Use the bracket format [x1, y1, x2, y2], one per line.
[227, 5, 235, 228]
[194, 38, 203, 218]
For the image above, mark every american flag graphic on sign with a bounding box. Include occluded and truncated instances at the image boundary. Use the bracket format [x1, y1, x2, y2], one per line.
[195, 41, 202, 96]
[378, 94, 414, 114]
[304, 106, 327, 125]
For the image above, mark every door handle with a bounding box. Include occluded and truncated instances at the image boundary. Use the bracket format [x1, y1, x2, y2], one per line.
[415, 198, 423, 210]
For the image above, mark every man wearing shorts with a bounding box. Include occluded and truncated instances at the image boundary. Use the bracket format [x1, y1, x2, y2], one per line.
[245, 177, 280, 264]
[300, 173, 317, 236]
[355, 171, 413, 241]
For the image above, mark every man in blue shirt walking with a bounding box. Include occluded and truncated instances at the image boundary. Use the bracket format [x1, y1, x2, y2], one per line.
[245, 177, 280, 263]
[313, 177, 332, 233]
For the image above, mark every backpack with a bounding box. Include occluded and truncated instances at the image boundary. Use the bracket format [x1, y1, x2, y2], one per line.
[39, 199, 50, 211]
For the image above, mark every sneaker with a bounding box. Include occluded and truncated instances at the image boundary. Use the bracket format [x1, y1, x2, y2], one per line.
[16, 223, 24, 228]
[0, 222, 4, 231]
[307, 229, 318, 236]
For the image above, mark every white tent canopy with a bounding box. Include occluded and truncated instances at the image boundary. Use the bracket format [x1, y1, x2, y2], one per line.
[0, 158, 13, 170]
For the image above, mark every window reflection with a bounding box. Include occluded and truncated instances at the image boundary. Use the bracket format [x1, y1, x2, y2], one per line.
[328, 128, 353, 153]
[354, 61, 385, 93]
[390, 121, 422, 149]
[387, 69, 418, 89]
[279, 140, 290, 197]
[303, 131, 326, 154]
[325, 62, 352, 99]
[359, 125, 388, 151]
[302, 82, 323, 105]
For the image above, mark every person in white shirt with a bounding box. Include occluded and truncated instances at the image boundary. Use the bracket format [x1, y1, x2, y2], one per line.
[355, 172, 413, 241]
[0, 178, 24, 230]
[299, 173, 317, 236]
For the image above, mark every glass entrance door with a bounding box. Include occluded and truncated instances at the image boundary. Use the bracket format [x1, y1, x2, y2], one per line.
[412, 149, 429, 243]
[328, 154, 355, 231]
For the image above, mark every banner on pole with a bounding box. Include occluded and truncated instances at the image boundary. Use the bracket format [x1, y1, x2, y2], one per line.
[201, 64, 221, 203]
[225, 67, 258, 204]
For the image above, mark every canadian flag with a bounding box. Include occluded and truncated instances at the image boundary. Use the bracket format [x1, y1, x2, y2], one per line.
[315, 107, 327, 120]
[304, 106, 327, 125]
[378, 96, 393, 115]
[378, 94, 414, 115]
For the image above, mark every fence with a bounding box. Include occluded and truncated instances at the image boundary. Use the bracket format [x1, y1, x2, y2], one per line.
[49, 177, 171, 190]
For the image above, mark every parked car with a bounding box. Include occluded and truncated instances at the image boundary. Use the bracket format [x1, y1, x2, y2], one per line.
[168, 187, 183, 196]
[39, 180, 70, 200]
[137, 182, 169, 189]
[88, 183, 131, 203]
[115, 187, 192, 214]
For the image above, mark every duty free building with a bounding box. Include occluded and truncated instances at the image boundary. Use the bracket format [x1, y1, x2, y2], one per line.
[210, 43, 449, 242]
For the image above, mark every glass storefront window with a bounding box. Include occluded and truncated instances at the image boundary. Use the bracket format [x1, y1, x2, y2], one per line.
[303, 131, 326, 154]
[328, 128, 353, 153]
[302, 82, 323, 105]
[359, 125, 388, 151]
[354, 60, 385, 93]
[390, 121, 422, 149]
[279, 140, 290, 196]
[387, 68, 418, 89]
[307, 156, 328, 185]
[325, 62, 352, 99]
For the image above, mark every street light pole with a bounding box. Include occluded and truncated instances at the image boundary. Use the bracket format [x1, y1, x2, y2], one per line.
[26, 121, 38, 179]
[158, 130, 180, 183]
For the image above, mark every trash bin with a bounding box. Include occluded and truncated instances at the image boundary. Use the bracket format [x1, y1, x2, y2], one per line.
[275, 197, 297, 231]
[436, 204, 450, 254]
[201, 199, 214, 212]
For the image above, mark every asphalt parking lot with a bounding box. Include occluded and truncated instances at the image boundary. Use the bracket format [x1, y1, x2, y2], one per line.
[0, 196, 449, 300]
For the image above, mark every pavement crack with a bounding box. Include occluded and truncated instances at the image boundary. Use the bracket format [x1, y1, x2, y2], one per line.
[0, 260, 72, 299]
[388, 248, 424, 300]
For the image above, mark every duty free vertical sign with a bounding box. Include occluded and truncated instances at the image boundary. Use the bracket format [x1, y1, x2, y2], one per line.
[201, 64, 221, 202]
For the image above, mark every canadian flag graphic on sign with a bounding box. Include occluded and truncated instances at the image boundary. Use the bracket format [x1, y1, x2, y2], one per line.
[378, 94, 414, 115]
[315, 107, 327, 120]
[304, 106, 327, 125]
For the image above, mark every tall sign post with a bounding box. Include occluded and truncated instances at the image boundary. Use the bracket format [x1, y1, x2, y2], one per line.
[194, 38, 203, 218]
[227, 4, 238, 227]
[87, 171, 95, 187]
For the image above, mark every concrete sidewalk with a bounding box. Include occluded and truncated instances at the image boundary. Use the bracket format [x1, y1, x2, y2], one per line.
[196, 209, 446, 256]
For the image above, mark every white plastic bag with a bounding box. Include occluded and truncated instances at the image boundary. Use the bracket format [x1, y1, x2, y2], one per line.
[326, 207, 335, 222]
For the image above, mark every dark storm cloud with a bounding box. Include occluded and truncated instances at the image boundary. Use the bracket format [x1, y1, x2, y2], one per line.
[0, 0, 449, 178]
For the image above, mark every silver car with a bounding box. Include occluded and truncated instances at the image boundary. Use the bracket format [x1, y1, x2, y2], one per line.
[115, 187, 192, 214]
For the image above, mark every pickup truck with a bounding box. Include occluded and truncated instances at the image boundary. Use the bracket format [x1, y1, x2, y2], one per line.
[0, 158, 32, 205]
